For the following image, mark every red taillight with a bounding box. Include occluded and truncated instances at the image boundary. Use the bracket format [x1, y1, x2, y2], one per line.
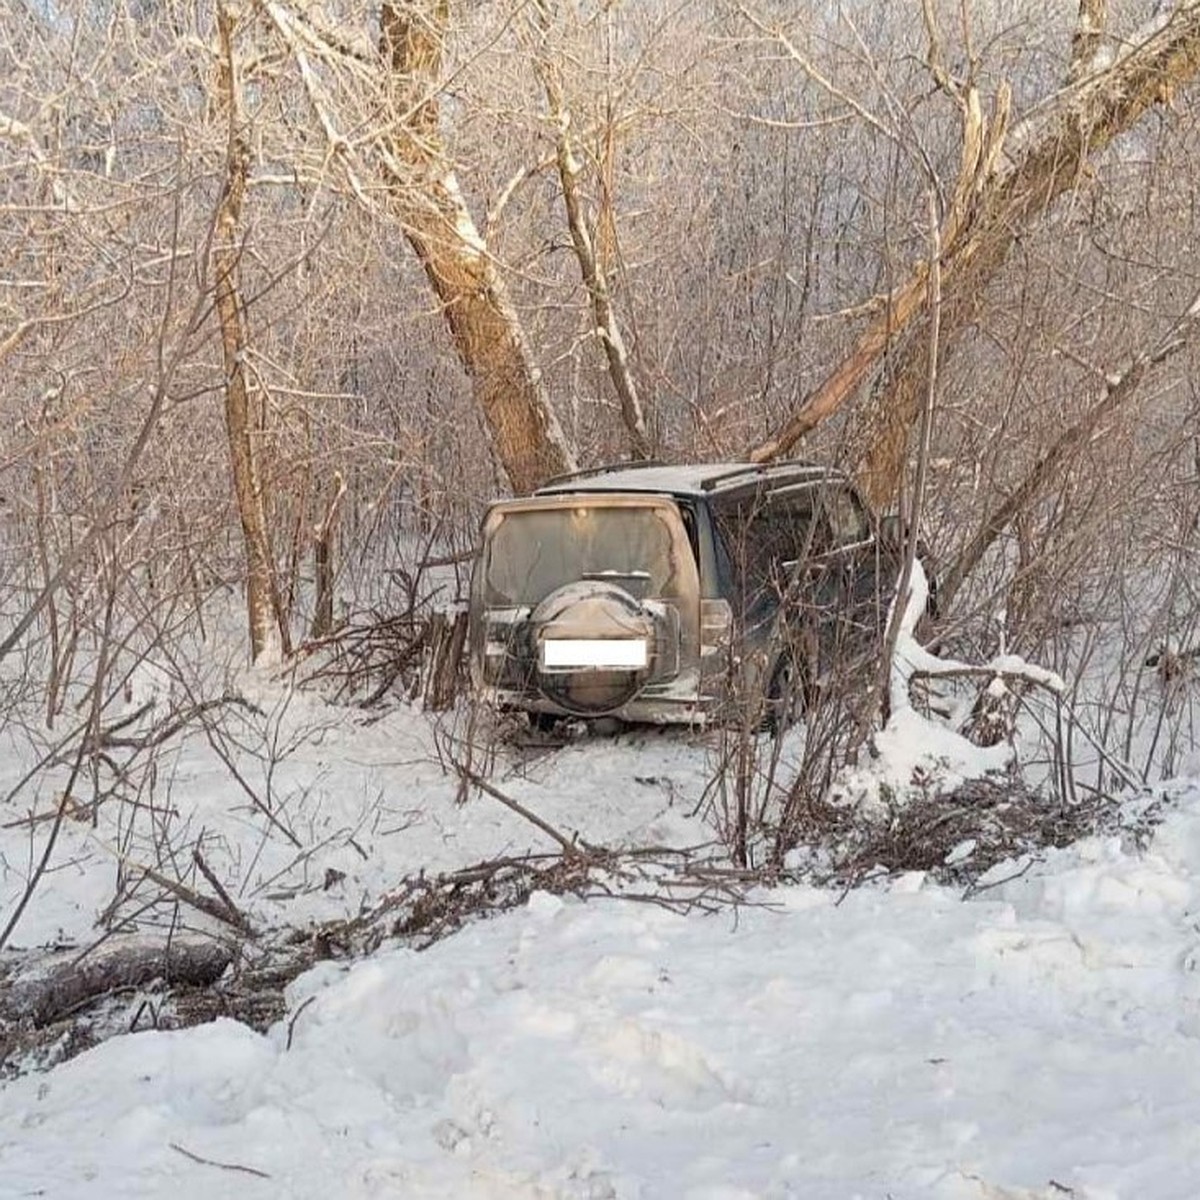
[699, 599, 732, 656]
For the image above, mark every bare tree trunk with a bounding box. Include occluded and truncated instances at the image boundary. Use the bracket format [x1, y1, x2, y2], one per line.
[379, 1, 576, 495]
[215, 3, 291, 662]
[423, 607, 468, 710]
[310, 470, 345, 639]
[748, 2, 1200, 507]
[528, 3, 652, 461]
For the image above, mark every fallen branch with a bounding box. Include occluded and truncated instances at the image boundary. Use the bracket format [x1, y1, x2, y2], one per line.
[88, 693, 266, 753]
[192, 850, 253, 934]
[456, 763, 594, 860]
[1, 846, 758, 1080]
[134, 859, 254, 934]
[816, 774, 1166, 893]
[170, 1143, 271, 1180]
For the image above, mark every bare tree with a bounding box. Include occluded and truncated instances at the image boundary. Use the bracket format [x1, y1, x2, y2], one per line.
[249, 0, 577, 494]
[747, 1, 1200, 506]
[378, 0, 577, 493]
[525, 0, 652, 461]
[214, 3, 291, 662]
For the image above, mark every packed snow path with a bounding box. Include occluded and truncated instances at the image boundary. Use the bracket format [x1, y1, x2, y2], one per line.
[5, 797, 1200, 1199]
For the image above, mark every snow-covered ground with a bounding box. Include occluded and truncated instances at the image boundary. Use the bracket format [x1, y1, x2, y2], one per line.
[3, 627, 1200, 1198]
[0, 676, 714, 950]
[4, 781, 1200, 1198]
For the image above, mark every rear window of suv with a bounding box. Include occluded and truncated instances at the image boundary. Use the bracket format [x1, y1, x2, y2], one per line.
[483, 503, 687, 606]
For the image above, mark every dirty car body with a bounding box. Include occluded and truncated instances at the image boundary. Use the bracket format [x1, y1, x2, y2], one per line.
[468, 461, 907, 725]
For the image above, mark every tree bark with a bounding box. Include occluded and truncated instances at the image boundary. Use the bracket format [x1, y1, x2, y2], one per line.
[379, 1, 576, 495]
[1, 937, 235, 1028]
[748, 3, 1200, 507]
[215, 3, 291, 661]
[1070, 0, 1109, 82]
[423, 607, 468, 710]
[310, 470, 345, 640]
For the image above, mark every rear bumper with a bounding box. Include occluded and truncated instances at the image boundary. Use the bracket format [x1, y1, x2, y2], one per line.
[482, 671, 713, 725]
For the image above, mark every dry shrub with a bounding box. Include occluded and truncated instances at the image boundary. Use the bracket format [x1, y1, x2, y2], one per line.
[786, 775, 1168, 892]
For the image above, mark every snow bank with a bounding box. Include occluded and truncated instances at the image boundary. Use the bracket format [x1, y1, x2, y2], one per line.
[5, 784, 1200, 1198]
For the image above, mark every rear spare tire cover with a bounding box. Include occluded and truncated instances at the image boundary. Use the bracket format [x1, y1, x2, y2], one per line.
[530, 581, 655, 715]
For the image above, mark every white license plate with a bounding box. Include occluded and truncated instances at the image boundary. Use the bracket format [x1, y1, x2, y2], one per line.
[541, 639, 648, 669]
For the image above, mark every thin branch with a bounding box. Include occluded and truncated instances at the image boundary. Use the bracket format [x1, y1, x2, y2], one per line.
[735, 7, 900, 144]
[169, 1144, 271, 1180]
[456, 763, 593, 860]
[0, 177, 205, 666]
[257, 0, 371, 206]
[941, 283, 1200, 607]
[193, 849, 253, 933]
[879, 186, 943, 726]
[921, 0, 957, 95]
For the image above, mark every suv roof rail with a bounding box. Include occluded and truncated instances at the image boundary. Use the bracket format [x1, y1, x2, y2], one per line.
[538, 459, 671, 490]
[698, 460, 835, 492]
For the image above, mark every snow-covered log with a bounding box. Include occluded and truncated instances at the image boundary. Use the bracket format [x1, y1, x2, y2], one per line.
[1, 937, 234, 1029]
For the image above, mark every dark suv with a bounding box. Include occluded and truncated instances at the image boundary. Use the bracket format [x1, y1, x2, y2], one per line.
[468, 461, 910, 726]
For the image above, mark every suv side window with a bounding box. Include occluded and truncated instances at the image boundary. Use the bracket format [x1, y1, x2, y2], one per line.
[821, 484, 869, 548]
[713, 490, 817, 616]
[771, 494, 818, 564]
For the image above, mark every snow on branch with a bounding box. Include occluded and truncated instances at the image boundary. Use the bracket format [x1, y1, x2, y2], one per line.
[887, 563, 1064, 722]
[838, 562, 1067, 810]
